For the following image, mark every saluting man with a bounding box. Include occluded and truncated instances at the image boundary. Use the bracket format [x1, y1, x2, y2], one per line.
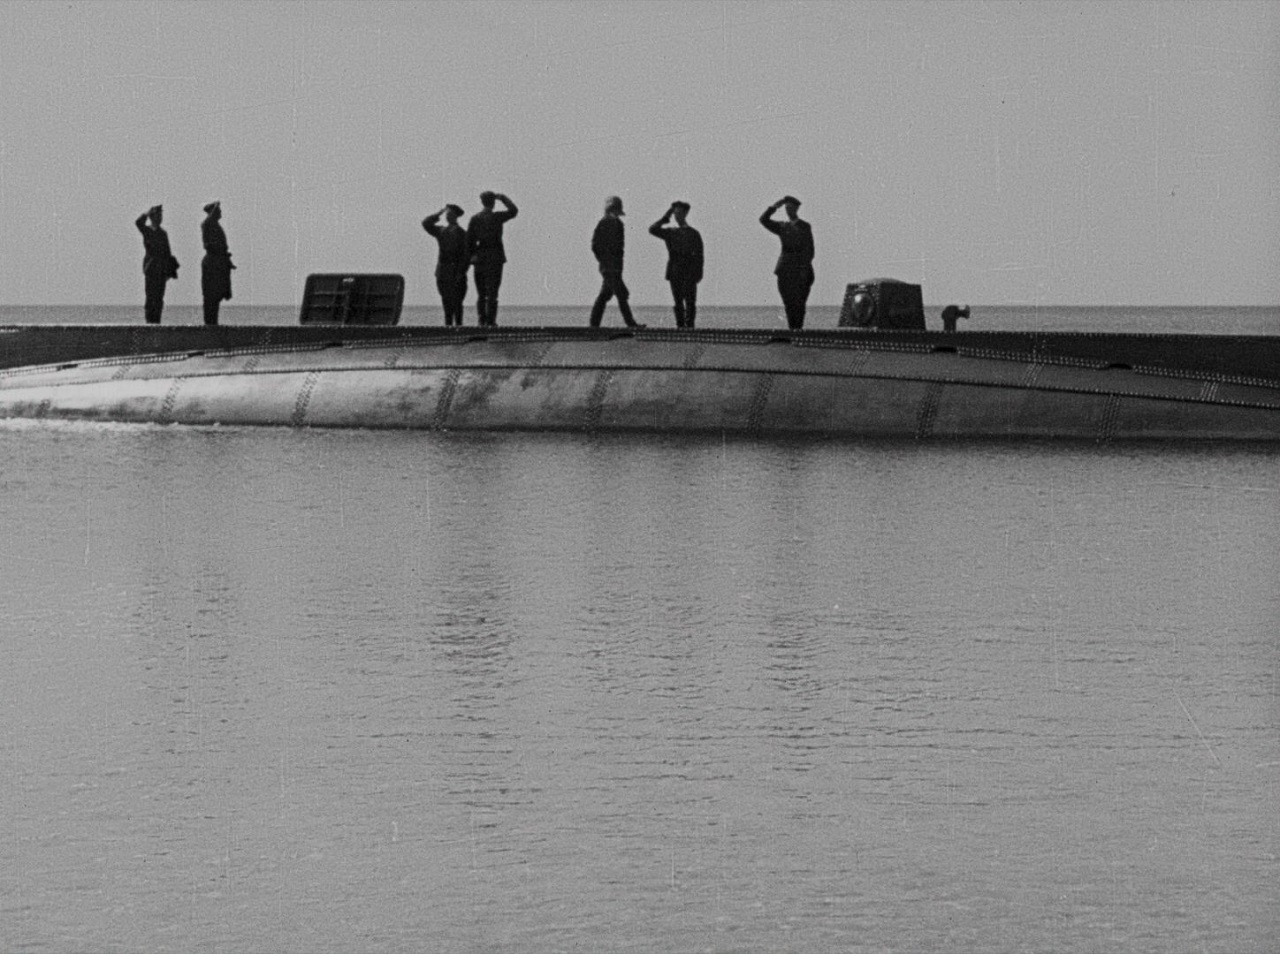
[759, 195, 815, 330]
[135, 204, 179, 325]
[648, 200, 704, 329]
[423, 203, 469, 326]
[466, 191, 518, 327]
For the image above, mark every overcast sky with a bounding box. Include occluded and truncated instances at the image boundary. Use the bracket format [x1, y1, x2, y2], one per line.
[1, 0, 1276, 307]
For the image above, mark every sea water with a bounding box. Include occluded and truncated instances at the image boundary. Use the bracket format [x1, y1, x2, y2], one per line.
[0, 306, 1277, 953]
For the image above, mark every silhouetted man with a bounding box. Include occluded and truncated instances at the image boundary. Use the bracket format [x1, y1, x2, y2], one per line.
[135, 204, 178, 325]
[589, 196, 643, 329]
[759, 195, 814, 330]
[200, 201, 234, 326]
[466, 191, 517, 326]
[649, 201, 704, 329]
[423, 204, 468, 326]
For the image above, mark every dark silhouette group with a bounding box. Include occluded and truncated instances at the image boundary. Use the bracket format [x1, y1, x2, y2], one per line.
[422, 191, 519, 327]
[135, 202, 234, 325]
[135, 191, 820, 329]
[421, 191, 813, 330]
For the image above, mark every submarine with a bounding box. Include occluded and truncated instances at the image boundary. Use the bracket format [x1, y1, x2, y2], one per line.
[1, 275, 1277, 441]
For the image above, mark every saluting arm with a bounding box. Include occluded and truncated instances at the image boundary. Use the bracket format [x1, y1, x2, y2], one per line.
[759, 204, 783, 233]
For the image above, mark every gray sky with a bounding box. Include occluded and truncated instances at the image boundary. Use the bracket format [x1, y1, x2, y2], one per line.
[1, 0, 1276, 307]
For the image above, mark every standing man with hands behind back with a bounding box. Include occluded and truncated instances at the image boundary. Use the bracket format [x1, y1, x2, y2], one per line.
[200, 201, 234, 326]
[759, 195, 815, 330]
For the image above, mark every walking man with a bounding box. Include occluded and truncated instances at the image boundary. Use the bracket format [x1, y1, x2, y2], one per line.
[759, 195, 814, 330]
[589, 196, 643, 329]
[200, 201, 234, 326]
[135, 204, 178, 325]
[648, 201, 704, 328]
[466, 191, 518, 326]
[422, 204, 469, 326]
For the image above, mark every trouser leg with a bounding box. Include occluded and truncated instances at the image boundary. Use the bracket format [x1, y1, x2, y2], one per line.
[684, 281, 698, 328]
[203, 298, 220, 325]
[590, 280, 611, 327]
[487, 264, 503, 326]
[439, 272, 464, 325]
[144, 275, 166, 324]
[786, 294, 803, 329]
[608, 272, 637, 327]
[593, 271, 638, 327]
[473, 263, 502, 326]
[797, 277, 812, 329]
[437, 275, 451, 325]
[777, 275, 796, 328]
[617, 282, 637, 327]
[473, 271, 489, 325]
[453, 272, 468, 325]
[777, 273, 811, 330]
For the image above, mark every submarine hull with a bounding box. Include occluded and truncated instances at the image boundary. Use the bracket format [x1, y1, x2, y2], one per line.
[1, 329, 1277, 440]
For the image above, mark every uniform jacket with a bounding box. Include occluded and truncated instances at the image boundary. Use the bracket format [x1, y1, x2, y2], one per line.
[592, 215, 626, 272]
[423, 214, 469, 276]
[136, 216, 179, 280]
[467, 205, 518, 266]
[759, 212, 814, 277]
[648, 220, 704, 284]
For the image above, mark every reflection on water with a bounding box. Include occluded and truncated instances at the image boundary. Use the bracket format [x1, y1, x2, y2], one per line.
[1, 423, 1277, 953]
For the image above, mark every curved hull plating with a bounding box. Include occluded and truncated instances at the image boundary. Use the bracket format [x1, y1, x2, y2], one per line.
[1, 331, 1277, 440]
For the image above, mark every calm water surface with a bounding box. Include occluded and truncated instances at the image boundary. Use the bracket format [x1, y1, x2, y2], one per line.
[1, 423, 1277, 952]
